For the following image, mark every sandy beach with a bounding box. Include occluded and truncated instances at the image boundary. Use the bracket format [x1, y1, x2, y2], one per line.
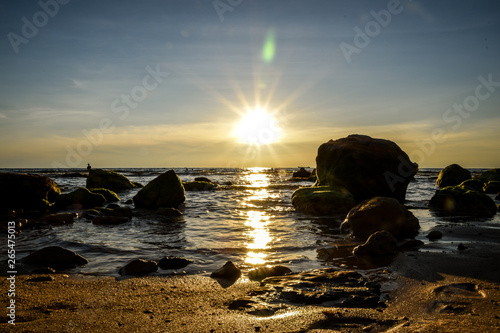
[3, 223, 500, 333]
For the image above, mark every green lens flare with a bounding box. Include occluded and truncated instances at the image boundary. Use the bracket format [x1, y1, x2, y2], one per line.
[262, 29, 276, 63]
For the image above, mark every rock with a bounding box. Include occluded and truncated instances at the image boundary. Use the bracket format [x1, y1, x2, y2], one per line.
[426, 230, 443, 241]
[457, 243, 467, 251]
[248, 265, 292, 281]
[291, 186, 356, 216]
[353, 231, 398, 256]
[315, 135, 417, 203]
[157, 207, 183, 217]
[55, 188, 106, 209]
[210, 261, 241, 281]
[86, 169, 137, 192]
[496, 193, 500, 201]
[119, 259, 158, 276]
[158, 256, 192, 270]
[194, 177, 213, 183]
[436, 164, 471, 188]
[458, 179, 484, 192]
[133, 170, 185, 210]
[292, 168, 311, 178]
[92, 216, 129, 225]
[183, 181, 217, 191]
[340, 197, 420, 241]
[477, 168, 500, 183]
[81, 209, 103, 220]
[125, 199, 134, 205]
[429, 186, 497, 218]
[23, 246, 88, 268]
[483, 181, 500, 194]
[0, 172, 61, 211]
[44, 213, 75, 225]
[100, 206, 132, 218]
[88, 188, 120, 202]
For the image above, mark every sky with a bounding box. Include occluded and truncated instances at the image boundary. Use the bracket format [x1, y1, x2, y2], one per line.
[0, 0, 499, 168]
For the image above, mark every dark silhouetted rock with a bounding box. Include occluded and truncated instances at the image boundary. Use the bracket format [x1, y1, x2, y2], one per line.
[55, 188, 106, 209]
[211, 261, 241, 281]
[426, 230, 443, 241]
[248, 265, 292, 281]
[315, 135, 417, 203]
[86, 169, 137, 192]
[291, 186, 355, 216]
[119, 259, 158, 276]
[44, 213, 75, 225]
[157, 207, 183, 217]
[477, 168, 500, 183]
[88, 188, 120, 202]
[92, 216, 129, 225]
[353, 231, 398, 256]
[183, 181, 217, 191]
[429, 186, 497, 218]
[436, 164, 471, 188]
[458, 179, 484, 192]
[133, 170, 185, 210]
[496, 193, 500, 201]
[158, 256, 192, 270]
[292, 168, 311, 178]
[483, 181, 500, 194]
[194, 177, 213, 183]
[23, 246, 88, 268]
[340, 197, 420, 241]
[0, 172, 61, 211]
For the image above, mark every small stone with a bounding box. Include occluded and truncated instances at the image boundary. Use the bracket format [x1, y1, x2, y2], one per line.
[426, 230, 443, 241]
[119, 259, 158, 276]
[457, 243, 468, 251]
[158, 256, 192, 270]
[211, 261, 241, 281]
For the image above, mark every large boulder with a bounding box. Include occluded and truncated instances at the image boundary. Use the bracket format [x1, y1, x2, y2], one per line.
[291, 186, 355, 215]
[133, 170, 185, 210]
[86, 169, 137, 192]
[0, 172, 60, 211]
[23, 246, 88, 268]
[340, 197, 420, 241]
[55, 188, 106, 209]
[477, 168, 500, 183]
[435, 164, 471, 188]
[429, 186, 497, 218]
[315, 135, 417, 203]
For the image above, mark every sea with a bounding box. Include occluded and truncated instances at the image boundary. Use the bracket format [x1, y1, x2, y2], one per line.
[2, 167, 500, 277]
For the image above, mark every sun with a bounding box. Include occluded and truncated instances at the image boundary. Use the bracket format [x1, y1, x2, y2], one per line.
[233, 108, 281, 145]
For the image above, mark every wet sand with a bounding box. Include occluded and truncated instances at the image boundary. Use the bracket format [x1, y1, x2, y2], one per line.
[2, 225, 500, 332]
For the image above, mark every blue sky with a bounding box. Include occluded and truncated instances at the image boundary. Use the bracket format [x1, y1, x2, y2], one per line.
[0, 0, 499, 168]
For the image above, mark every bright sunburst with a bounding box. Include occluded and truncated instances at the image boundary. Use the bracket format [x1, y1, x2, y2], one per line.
[233, 107, 281, 145]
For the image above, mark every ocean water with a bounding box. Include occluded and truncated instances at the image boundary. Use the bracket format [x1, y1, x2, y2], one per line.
[2, 167, 500, 276]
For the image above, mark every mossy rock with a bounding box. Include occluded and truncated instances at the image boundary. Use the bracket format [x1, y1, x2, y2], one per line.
[88, 188, 120, 202]
[291, 185, 355, 216]
[429, 186, 497, 218]
[86, 169, 137, 192]
[133, 170, 185, 210]
[0, 172, 61, 211]
[183, 181, 218, 191]
[477, 168, 500, 183]
[436, 164, 471, 188]
[483, 181, 500, 194]
[458, 179, 484, 192]
[55, 188, 106, 209]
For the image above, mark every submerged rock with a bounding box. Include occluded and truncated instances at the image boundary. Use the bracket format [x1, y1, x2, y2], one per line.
[211, 261, 241, 281]
[291, 186, 355, 216]
[429, 186, 497, 218]
[86, 169, 137, 192]
[340, 197, 419, 241]
[133, 170, 185, 210]
[248, 265, 292, 281]
[183, 181, 217, 191]
[436, 164, 471, 188]
[353, 231, 398, 256]
[55, 188, 106, 209]
[158, 256, 192, 270]
[157, 207, 183, 217]
[315, 134, 417, 203]
[0, 172, 61, 211]
[88, 188, 120, 202]
[119, 259, 158, 276]
[23, 246, 88, 268]
[483, 181, 500, 194]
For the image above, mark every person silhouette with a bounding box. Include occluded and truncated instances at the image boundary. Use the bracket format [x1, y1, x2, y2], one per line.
[87, 163, 92, 171]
